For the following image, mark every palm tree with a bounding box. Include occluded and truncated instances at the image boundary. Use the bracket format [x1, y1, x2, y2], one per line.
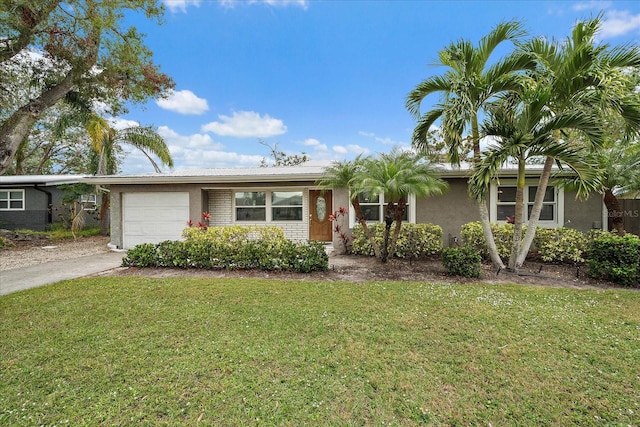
[406, 20, 534, 269]
[470, 85, 604, 270]
[358, 148, 448, 262]
[85, 114, 174, 234]
[512, 17, 640, 266]
[590, 123, 640, 235]
[316, 156, 382, 259]
[599, 144, 640, 235]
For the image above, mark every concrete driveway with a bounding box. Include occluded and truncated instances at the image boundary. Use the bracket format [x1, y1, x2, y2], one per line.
[0, 251, 125, 296]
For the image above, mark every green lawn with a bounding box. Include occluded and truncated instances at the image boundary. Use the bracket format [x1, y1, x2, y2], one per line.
[1, 278, 638, 426]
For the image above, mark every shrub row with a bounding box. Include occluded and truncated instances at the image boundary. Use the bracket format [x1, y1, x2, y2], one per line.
[123, 225, 328, 273]
[461, 222, 610, 263]
[351, 223, 443, 258]
[587, 233, 640, 286]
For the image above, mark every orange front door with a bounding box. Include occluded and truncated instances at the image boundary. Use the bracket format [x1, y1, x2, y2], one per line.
[309, 190, 332, 241]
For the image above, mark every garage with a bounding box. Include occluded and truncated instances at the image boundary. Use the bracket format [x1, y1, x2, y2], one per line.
[122, 192, 189, 249]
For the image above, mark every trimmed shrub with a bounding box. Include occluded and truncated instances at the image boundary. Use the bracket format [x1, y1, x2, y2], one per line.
[461, 221, 517, 260]
[182, 224, 286, 245]
[122, 243, 158, 267]
[587, 234, 640, 286]
[123, 225, 328, 273]
[441, 246, 482, 278]
[351, 223, 442, 259]
[461, 222, 602, 264]
[533, 227, 587, 263]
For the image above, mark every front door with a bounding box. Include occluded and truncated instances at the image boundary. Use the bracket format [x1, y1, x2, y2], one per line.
[309, 190, 332, 241]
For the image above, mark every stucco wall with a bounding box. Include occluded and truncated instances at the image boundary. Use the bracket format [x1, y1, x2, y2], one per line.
[563, 190, 603, 231]
[415, 178, 481, 246]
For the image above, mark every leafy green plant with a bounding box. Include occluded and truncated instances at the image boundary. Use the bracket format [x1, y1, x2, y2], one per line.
[123, 226, 328, 273]
[14, 227, 101, 240]
[351, 223, 442, 258]
[441, 246, 482, 278]
[533, 227, 587, 263]
[122, 243, 158, 267]
[0, 236, 13, 248]
[462, 222, 594, 264]
[461, 221, 517, 260]
[587, 233, 640, 286]
[329, 206, 351, 254]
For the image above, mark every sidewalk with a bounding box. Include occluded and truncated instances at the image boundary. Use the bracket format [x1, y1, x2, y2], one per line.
[0, 251, 125, 296]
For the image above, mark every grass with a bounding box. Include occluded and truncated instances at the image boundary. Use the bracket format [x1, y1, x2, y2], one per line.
[1, 278, 639, 426]
[14, 226, 102, 240]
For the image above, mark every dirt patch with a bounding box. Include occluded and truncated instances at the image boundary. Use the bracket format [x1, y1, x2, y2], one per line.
[0, 235, 111, 271]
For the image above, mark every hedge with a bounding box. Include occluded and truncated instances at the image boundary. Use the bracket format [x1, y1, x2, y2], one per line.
[351, 222, 442, 259]
[461, 222, 613, 264]
[587, 233, 640, 287]
[123, 225, 328, 273]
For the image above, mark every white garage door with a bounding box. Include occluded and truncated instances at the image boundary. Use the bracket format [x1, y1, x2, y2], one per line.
[123, 192, 189, 249]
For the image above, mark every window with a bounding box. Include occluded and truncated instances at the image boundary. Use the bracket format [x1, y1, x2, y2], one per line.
[80, 194, 98, 211]
[0, 189, 25, 211]
[235, 191, 266, 221]
[234, 190, 304, 222]
[493, 184, 561, 225]
[351, 193, 413, 225]
[271, 191, 303, 221]
[358, 192, 381, 221]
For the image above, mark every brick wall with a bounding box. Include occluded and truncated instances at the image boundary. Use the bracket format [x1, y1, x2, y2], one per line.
[207, 189, 309, 241]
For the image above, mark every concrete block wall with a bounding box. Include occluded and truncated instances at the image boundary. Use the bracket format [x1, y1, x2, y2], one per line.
[207, 189, 309, 241]
[208, 189, 233, 226]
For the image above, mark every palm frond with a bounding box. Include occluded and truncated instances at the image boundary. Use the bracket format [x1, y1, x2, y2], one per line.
[118, 126, 173, 169]
[411, 108, 444, 150]
[405, 75, 453, 118]
[316, 156, 367, 198]
[477, 20, 527, 66]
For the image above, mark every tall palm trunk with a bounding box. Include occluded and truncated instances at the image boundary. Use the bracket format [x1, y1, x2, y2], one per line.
[472, 113, 506, 269]
[508, 157, 526, 270]
[515, 156, 554, 268]
[351, 198, 382, 259]
[388, 198, 407, 258]
[603, 189, 625, 235]
[99, 192, 110, 235]
[381, 202, 396, 263]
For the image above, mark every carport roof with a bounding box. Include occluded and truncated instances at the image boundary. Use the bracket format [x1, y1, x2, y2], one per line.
[0, 175, 86, 187]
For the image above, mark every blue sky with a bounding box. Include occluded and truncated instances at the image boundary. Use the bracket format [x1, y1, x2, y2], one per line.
[116, 0, 640, 173]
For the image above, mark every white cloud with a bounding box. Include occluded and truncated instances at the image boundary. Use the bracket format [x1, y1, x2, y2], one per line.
[303, 138, 328, 152]
[108, 117, 140, 130]
[572, 1, 611, 11]
[332, 144, 369, 155]
[119, 126, 265, 172]
[359, 130, 405, 146]
[157, 126, 223, 149]
[156, 89, 209, 115]
[163, 0, 201, 13]
[332, 146, 348, 155]
[202, 111, 287, 138]
[600, 10, 640, 38]
[220, 0, 308, 9]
